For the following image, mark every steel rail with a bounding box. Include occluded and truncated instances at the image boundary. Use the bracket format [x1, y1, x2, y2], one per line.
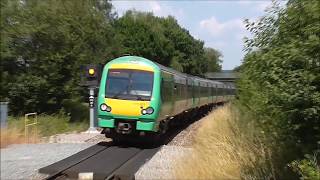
[40, 142, 111, 180]
[40, 143, 160, 180]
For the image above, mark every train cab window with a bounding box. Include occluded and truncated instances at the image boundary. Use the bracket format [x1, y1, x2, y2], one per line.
[105, 69, 153, 101]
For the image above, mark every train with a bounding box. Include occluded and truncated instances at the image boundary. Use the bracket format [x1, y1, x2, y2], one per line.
[97, 56, 235, 140]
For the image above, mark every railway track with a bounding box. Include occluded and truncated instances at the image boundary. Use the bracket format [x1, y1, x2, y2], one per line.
[39, 105, 219, 180]
[38, 124, 188, 180]
[39, 141, 160, 180]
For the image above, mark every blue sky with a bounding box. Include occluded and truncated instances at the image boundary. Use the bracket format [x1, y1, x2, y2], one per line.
[111, 0, 286, 70]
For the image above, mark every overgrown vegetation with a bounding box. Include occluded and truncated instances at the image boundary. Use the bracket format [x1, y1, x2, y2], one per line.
[8, 113, 88, 137]
[114, 11, 222, 75]
[290, 153, 320, 180]
[175, 104, 274, 179]
[238, 0, 320, 178]
[0, 0, 222, 115]
[0, 127, 25, 148]
[0, 113, 88, 148]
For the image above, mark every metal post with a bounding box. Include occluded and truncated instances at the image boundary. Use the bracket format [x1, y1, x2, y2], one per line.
[86, 87, 99, 133]
[0, 102, 8, 128]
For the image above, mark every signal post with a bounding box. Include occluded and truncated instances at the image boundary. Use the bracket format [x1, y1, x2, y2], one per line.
[82, 64, 102, 133]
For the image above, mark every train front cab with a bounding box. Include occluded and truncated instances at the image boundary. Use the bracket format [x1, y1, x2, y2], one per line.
[97, 58, 161, 137]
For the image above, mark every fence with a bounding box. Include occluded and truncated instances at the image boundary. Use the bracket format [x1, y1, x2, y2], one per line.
[25, 113, 38, 143]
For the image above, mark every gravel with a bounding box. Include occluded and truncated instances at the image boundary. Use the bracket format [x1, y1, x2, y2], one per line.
[135, 145, 193, 179]
[135, 118, 204, 179]
[167, 118, 203, 147]
[44, 131, 109, 144]
[1, 143, 94, 180]
[1, 116, 204, 180]
[1, 131, 109, 180]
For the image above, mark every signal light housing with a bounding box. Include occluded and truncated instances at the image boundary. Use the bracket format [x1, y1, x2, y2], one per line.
[80, 64, 102, 87]
[88, 68, 95, 76]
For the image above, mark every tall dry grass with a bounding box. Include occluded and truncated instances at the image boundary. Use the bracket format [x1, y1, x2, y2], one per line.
[0, 127, 28, 148]
[1, 113, 88, 148]
[175, 104, 274, 179]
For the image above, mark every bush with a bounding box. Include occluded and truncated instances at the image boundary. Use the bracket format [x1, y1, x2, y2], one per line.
[61, 99, 88, 122]
[290, 153, 320, 180]
[238, 0, 320, 178]
[1, 0, 116, 115]
[6, 113, 88, 140]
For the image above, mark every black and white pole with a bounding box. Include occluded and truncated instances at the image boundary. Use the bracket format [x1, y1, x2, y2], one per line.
[86, 87, 99, 133]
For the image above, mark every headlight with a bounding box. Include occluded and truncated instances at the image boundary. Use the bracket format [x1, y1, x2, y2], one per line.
[100, 104, 107, 111]
[141, 107, 154, 115]
[100, 104, 111, 112]
[146, 107, 154, 114]
[106, 105, 112, 112]
[141, 109, 147, 115]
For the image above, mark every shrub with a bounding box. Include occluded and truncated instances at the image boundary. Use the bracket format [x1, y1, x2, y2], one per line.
[290, 153, 320, 180]
[61, 99, 88, 122]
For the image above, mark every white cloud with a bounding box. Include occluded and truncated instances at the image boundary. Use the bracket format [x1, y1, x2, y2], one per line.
[256, 1, 272, 11]
[150, 1, 161, 12]
[112, 1, 184, 22]
[236, 0, 287, 12]
[200, 17, 245, 37]
[236, 1, 257, 5]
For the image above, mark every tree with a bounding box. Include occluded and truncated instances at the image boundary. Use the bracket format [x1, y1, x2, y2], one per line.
[114, 11, 218, 76]
[204, 47, 222, 72]
[1, 0, 116, 114]
[239, 0, 320, 178]
[1, 1, 223, 115]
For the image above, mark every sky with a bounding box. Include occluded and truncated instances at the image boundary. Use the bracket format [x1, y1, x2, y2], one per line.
[111, 0, 286, 70]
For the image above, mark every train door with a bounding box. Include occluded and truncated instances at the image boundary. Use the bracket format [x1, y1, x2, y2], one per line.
[199, 81, 204, 106]
[217, 84, 221, 103]
[186, 78, 193, 109]
[207, 82, 210, 104]
[191, 79, 196, 107]
[215, 84, 218, 103]
[209, 83, 212, 103]
[194, 80, 200, 107]
[222, 85, 225, 102]
[159, 72, 174, 119]
[183, 77, 188, 109]
[173, 75, 180, 115]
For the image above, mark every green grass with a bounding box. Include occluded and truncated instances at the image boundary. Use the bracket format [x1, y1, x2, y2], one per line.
[7, 113, 89, 138]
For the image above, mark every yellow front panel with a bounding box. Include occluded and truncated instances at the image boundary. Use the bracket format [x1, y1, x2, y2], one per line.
[105, 98, 150, 116]
[110, 63, 154, 72]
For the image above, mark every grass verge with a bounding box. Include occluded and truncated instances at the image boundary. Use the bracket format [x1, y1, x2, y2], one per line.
[175, 104, 274, 179]
[0, 127, 25, 148]
[0, 113, 88, 148]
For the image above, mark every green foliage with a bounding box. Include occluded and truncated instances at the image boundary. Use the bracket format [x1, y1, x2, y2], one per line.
[36, 113, 88, 137]
[238, 0, 320, 178]
[290, 153, 320, 180]
[1, 0, 116, 114]
[61, 99, 88, 122]
[204, 47, 222, 72]
[114, 11, 221, 75]
[8, 113, 88, 137]
[1, 1, 222, 115]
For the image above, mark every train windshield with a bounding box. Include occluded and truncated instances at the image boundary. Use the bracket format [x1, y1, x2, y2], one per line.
[105, 69, 154, 101]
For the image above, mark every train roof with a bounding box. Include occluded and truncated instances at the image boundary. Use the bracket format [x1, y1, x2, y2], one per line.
[110, 56, 227, 86]
[153, 60, 224, 85]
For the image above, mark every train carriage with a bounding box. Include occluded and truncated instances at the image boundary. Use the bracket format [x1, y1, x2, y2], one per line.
[97, 56, 235, 139]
